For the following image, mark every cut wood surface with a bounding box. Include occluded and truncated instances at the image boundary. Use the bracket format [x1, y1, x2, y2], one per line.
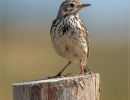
[13, 74, 100, 100]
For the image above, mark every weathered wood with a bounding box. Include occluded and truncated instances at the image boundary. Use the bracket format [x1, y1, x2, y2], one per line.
[13, 74, 100, 100]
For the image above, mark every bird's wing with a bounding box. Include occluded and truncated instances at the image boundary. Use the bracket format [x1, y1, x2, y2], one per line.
[79, 20, 90, 58]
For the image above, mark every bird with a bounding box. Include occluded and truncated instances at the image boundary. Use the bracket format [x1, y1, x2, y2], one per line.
[50, 0, 91, 77]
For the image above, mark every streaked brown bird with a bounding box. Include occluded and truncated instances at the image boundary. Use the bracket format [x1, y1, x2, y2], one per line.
[50, 0, 91, 77]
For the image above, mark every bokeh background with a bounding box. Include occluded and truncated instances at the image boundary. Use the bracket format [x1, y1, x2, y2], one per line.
[0, 0, 129, 100]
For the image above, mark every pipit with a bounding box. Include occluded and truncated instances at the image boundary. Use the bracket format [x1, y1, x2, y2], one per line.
[50, 0, 92, 77]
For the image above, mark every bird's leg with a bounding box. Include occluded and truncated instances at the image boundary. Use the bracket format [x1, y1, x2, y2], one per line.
[85, 63, 92, 74]
[80, 60, 84, 74]
[50, 61, 71, 78]
[56, 61, 71, 77]
[80, 60, 92, 75]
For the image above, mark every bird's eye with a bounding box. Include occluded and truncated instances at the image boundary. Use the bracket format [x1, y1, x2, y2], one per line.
[70, 3, 74, 7]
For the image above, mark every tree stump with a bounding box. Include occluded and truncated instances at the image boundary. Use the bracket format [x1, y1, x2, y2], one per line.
[13, 74, 100, 100]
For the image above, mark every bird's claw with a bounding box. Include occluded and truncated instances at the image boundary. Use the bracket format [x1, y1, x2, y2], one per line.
[63, 73, 72, 77]
[48, 73, 72, 79]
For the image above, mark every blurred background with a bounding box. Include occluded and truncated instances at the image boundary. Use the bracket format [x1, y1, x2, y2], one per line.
[0, 0, 129, 100]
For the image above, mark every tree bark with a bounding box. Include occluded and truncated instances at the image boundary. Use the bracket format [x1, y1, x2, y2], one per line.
[13, 74, 100, 100]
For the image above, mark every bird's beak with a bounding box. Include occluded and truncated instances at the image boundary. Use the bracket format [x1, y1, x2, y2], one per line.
[79, 3, 91, 8]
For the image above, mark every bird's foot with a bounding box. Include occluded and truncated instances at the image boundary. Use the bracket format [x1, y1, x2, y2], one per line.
[85, 70, 93, 75]
[48, 73, 72, 79]
[80, 68, 92, 75]
[84, 67, 93, 75]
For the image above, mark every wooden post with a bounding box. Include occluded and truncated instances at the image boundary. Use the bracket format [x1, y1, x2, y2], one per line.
[13, 74, 100, 100]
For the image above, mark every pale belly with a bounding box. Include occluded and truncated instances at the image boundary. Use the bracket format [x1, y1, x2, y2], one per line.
[52, 35, 88, 62]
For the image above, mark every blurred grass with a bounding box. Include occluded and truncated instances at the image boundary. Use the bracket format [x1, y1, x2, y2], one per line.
[1, 38, 128, 100]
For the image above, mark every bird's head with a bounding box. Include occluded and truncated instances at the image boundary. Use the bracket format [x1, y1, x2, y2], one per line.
[57, 0, 91, 18]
